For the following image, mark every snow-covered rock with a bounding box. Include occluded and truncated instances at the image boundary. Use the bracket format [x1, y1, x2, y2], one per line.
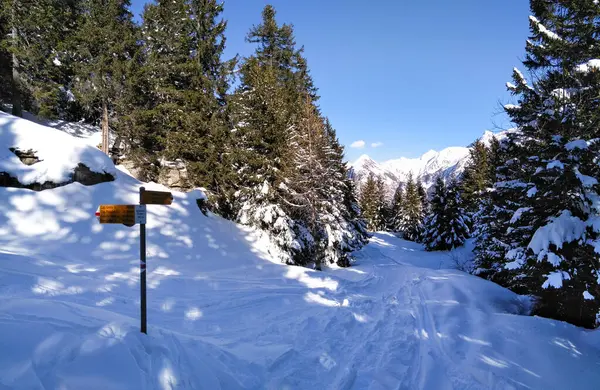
[0, 112, 116, 189]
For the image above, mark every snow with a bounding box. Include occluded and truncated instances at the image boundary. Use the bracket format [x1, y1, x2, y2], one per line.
[528, 210, 587, 255]
[575, 168, 598, 187]
[547, 160, 565, 170]
[529, 15, 562, 40]
[527, 186, 538, 197]
[513, 67, 527, 84]
[1, 117, 600, 389]
[506, 82, 517, 90]
[542, 271, 571, 289]
[566, 139, 589, 150]
[504, 104, 521, 110]
[510, 207, 532, 224]
[0, 112, 115, 184]
[576, 59, 600, 73]
[20, 111, 102, 148]
[584, 291, 595, 300]
[551, 88, 577, 100]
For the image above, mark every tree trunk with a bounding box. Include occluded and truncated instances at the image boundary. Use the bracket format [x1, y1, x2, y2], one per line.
[11, 2, 22, 117]
[101, 100, 109, 154]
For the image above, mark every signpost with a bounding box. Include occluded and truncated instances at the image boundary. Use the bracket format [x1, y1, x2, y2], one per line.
[141, 189, 173, 205]
[96, 204, 146, 226]
[96, 186, 172, 334]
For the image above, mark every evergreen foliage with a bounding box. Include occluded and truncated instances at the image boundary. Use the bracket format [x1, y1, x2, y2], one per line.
[359, 174, 385, 231]
[417, 179, 429, 215]
[461, 139, 493, 212]
[233, 5, 367, 267]
[422, 177, 470, 251]
[473, 0, 600, 328]
[73, 0, 138, 152]
[389, 183, 404, 232]
[0, 0, 83, 118]
[399, 173, 424, 241]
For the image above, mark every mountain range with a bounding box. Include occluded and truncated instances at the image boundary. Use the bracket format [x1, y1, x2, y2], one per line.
[350, 130, 509, 197]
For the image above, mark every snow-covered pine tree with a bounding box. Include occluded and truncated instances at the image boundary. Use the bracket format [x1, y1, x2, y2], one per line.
[286, 94, 328, 268]
[417, 179, 429, 216]
[317, 119, 369, 267]
[375, 176, 391, 230]
[483, 0, 600, 328]
[359, 174, 384, 231]
[422, 177, 470, 251]
[389, 183, 404, 232]
[233, 58, 302, 264]
[232, 5, 322, 265]
[472, 130, 534, 293]
[399, 172, 424, 241]
[461, 139, 491, 213]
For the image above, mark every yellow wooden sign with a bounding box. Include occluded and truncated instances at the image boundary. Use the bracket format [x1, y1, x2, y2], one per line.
[141, 190, 173, 205]
[97, 204, 146, 225]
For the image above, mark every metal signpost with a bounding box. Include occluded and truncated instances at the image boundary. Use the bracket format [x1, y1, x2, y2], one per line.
[96, 186, 173, 334]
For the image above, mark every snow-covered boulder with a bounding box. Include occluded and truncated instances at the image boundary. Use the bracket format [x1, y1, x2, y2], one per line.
[0, 111, 116, 190]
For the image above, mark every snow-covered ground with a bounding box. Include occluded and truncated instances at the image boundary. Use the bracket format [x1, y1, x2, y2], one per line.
[0, 111, 115, 185]
[1, 115, 600, 389]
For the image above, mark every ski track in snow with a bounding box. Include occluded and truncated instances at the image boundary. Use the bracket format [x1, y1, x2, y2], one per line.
[1, 174, 600, 388]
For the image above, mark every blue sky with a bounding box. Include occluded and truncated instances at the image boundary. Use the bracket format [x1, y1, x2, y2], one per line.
[130, 0, 531, 162]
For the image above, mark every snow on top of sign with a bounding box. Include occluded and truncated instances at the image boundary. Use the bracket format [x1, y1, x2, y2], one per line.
[0, 111, 116, 184]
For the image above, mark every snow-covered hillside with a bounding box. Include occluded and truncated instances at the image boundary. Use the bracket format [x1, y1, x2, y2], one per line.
[1, 115, 600, 389]
[351, 130, 509, 195]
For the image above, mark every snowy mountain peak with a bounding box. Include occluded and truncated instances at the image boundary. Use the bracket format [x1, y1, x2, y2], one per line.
[351, 130, 508, 197]
[421, 149, 438, 162]
[353, 154, 377, 167]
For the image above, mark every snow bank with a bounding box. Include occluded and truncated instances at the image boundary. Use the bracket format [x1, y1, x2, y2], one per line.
[0, 112, 116, 185]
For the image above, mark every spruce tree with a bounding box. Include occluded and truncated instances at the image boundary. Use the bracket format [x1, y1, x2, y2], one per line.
[389, 183, 404, 232]
[0, 8, 10, 108]
[0, 0, 83, 118]
[359, 174, 383, 231]
[126, 0, 235, 213]
[417, 179, 429, 215]
[422, 177, 470, 251]
[72, 0, 137, 153]
[318, 119, 369, 267]
[461, 139, 491, 212]
[375, 176, 390, 230]
[233, 5, 322, 265]
[479, 0, 600, 328]
[399, 173, 424, 241]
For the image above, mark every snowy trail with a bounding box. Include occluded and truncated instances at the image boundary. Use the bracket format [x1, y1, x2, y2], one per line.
[1, 170, 600, 388]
